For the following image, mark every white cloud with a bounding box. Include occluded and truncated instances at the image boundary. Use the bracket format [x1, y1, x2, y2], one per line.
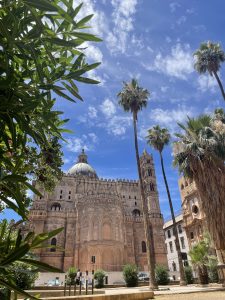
[176, 16, 187, 25]
[84, 44, 103, 62]
[197, 74, 217, 93]
[170, 2, 180, 13]
[146, 43, 194, 80]
[106, 0, 138, 54]
[88, 106, 98, 119]
[88, 133, 98, 143]
[66, 133, 98, 153]
[149, 105, 196, 134]
[105, 115, 132, 136]
[100, 99, 116, 117]
[160, 86, 169, 93]
[75, 0, 108, 37]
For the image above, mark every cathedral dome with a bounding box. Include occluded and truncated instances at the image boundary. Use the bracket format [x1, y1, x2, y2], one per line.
[67, 149, 98, 178]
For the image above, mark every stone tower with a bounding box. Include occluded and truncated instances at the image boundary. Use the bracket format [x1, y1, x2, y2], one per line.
[140, 150, 167, 266]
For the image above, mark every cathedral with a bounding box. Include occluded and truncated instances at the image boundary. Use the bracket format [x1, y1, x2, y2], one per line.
[28, 149, 167, 272]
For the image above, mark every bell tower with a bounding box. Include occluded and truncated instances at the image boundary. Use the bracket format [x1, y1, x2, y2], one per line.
[140, 150, 168, 266]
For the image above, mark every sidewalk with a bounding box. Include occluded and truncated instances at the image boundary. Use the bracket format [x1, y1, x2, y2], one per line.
[103, 284, 225, 295]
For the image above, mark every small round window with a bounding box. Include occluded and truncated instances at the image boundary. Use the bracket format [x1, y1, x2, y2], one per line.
[192, 205, 199, 214]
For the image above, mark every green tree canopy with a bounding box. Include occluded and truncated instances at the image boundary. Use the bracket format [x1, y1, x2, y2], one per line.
[173, 109, 225, 250]
[0, 0, 102, 219]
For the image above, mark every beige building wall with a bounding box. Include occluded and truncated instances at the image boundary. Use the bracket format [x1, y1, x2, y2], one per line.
[178, 176, 207, 248]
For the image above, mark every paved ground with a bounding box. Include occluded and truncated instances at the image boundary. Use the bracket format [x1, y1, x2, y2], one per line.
[104, 284, 225, 296]
[155, 291, 225, 299]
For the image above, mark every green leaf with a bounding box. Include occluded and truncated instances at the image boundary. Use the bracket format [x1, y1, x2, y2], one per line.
[31, 227, 63, 248]
[62, 82, 83, 101]
[76, 77, 100, 84]
[19, 258, 63, 272]
[71, 32, 102, 42]
[24, 0, 58, 12]
[0, 278, 37, 300]
[1, 244, 30, 266]
[76, 14, 94, 28]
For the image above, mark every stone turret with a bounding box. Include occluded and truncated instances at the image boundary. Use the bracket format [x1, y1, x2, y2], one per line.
[140, 149, 168, 266]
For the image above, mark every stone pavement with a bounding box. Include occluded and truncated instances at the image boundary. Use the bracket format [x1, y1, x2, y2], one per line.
[103, 284, 225, 295]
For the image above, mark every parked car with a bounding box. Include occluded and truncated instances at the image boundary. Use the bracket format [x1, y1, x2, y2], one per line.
[138, 273, 149, 281]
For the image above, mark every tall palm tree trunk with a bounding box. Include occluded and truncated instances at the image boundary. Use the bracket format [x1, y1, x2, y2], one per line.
[213, 71, 225, 101]
[159, 152, 186, 286]
[133, 112, 157, 290]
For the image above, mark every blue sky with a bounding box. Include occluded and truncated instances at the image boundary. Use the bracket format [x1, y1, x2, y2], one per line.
[2, 0, 225, 221]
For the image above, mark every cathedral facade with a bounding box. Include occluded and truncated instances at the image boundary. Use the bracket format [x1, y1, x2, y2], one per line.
[28, 149, 167, 272]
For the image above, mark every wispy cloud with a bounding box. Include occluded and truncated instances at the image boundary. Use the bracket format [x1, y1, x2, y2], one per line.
[197, 74, 217, 93]
[144, 43, 194, 80]
[99, 98, 116, 117]
[66, 133, 99, 153]
[106, 0, 138, 54]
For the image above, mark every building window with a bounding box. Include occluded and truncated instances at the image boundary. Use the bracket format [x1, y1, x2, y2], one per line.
[180, 237, 185, 249]
[190, 232, 194, 239]
[141, 241, 147, 253]
[91, 256, 96, 263]
[60, 190, 63, 194]
[60, 195, 62, 199]
[184, 261, 189, 267]
[135, 201, 137, 206]
[172, 261, 176, 271]
[178, 224, 182, 234]
[50, 238, 57, 252]
[129, 196, 131, 199]
[132, 209, 141, 217]
[192, 205, 199, 214]
[169, 241, 173, 253]
[40, 196, 42, 199]
[51, 203, 61, 211]
[69, 191, 71, 194]
[123, 195, 125, 198]
[150, 183, 154, 191]
[134, 196, 136, 199]
[68, 196, 71, 200]
[167, 230, 171, 238]
[147, 169, 152, 176]
[181, 184, 184, 190]
[147, 159, 151, 163]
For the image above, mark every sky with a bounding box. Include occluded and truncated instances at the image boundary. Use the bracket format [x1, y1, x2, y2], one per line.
[2, 0, 225, 221]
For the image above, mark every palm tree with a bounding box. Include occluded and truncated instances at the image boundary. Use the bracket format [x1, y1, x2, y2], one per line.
[117, 79, 157, 290]
[194, 41, 225, 101]
[146, 125, 186, 286]
[173, 110, 225, 284]
[189, 237, 209, 285]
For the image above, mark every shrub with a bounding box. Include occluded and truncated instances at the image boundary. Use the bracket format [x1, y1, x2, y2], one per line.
[67, 267, 77, 285]
[208, 257, 219, 283]
[9, 262, 38, 289]
[94, 269, 105, 288]
[184, 266, 194, 284]
[155, 265, 170, 285]
[123, 264, 138, 287]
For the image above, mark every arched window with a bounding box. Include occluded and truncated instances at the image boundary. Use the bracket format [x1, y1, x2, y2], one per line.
[51, 203, 61, 211]
[132, 209, 141, 217]
[50, 238, 57, 252]
[150, 183, 154, 191]
[142, 241, 147, 253]
[147, 169, 152, 176]
[172, 261, 176, 271]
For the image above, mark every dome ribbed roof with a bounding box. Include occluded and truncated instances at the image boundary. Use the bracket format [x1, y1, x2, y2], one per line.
[67, 149, 98, 178]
